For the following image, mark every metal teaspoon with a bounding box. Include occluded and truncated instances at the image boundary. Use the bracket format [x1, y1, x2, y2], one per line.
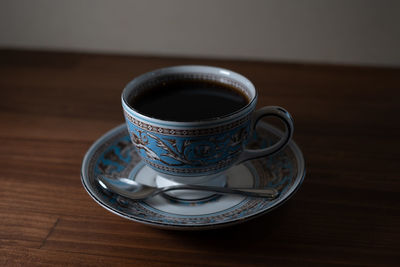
[97, 175, 279, 200]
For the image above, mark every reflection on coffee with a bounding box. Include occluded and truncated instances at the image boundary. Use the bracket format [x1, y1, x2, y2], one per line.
[128, 79, 250, 121]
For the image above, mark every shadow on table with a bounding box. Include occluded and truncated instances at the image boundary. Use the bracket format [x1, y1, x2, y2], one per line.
[159, 204, 292, 255]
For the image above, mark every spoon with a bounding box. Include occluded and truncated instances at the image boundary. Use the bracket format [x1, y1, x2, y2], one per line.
[97, 175, 279, 200]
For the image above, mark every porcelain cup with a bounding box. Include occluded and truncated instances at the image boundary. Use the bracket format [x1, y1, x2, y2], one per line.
[122, 65, 294, 185]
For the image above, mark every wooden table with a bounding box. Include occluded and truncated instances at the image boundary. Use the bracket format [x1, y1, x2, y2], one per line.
[1, 50, 399, 266]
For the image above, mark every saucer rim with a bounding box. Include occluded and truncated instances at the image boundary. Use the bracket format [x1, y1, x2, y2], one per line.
[81, 123, 305, 230]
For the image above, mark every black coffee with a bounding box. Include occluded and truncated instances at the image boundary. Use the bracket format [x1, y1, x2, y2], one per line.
[129, 79, 249, 121]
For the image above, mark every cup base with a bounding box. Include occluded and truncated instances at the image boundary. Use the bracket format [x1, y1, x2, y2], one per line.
[155, 173, 227, 201]
[130, 162, 228, 202]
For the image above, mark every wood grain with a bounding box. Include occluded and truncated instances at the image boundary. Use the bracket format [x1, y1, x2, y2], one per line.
[1, 49, 399, 266]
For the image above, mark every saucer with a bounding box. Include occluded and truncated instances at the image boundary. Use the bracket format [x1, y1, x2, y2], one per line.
[81, 122, 305, 230]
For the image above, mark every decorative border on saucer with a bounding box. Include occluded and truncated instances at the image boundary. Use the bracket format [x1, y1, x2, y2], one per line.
[120, 197, 270, 226]
[124, 111, 252, 137]
[81, 123, 305, 230]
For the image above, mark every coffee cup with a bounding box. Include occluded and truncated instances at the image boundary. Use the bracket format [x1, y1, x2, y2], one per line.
[122, 65, 293, 186]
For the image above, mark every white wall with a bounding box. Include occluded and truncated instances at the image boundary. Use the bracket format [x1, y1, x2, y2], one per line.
[1, 0, 399, 66]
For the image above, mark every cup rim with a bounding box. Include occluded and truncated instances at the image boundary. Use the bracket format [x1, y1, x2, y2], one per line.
[122, 65, 257, 126]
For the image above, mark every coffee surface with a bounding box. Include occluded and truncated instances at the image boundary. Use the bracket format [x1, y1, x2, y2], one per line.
[129, 79, 249, 121]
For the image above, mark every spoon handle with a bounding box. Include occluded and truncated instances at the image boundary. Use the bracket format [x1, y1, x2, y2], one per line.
[162, 185, 279, 199]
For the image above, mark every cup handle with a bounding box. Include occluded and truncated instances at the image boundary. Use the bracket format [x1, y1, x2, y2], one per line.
[238, 106, 294, 163]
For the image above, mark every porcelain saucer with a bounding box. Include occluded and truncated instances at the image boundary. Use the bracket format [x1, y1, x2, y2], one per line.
[81, 122, 305, 230]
